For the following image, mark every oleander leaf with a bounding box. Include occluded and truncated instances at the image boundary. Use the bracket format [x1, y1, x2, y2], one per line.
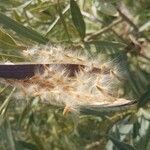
[0, 13, 49, 44]
[138, 86, 150, 107]
[108, 135, 136, 150]
[70, 0, 86, 40]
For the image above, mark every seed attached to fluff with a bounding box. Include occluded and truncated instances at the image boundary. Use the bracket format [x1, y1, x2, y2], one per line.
[0, 46, 132, 114]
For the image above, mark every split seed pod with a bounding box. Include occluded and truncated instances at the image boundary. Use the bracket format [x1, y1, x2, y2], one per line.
[0, 46, 136, 114]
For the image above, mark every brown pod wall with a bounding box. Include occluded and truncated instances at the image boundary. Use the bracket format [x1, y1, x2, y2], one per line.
[0, 64, 84, 79]
[0, 63, 137, 113]
[0, 64, 41, 79]
[0, 63, 102, 79]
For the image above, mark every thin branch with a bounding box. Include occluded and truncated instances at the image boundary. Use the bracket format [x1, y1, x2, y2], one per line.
[81, 11, 104, 24]
[139, 53, 150, 61]
[82, 11, 127, 43]
[45, 5, 70, 37]
[117, 6, 150, 41]
[85, 18, 123, 41]
[117, 8, 139, 32]
[82, 11, 149, 59]
[56, 0, 71, 42]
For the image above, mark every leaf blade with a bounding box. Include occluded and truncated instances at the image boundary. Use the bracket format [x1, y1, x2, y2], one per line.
[0, 13, 49, 44]
[0, 28, 23, 50]
[138, 85, 150, 107]
[108, 135, 136, 150]
[70, 0, 86, 40]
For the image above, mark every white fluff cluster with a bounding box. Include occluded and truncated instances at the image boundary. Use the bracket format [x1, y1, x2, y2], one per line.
[4, 46, 130, 112]
[23, 45, 88, 64]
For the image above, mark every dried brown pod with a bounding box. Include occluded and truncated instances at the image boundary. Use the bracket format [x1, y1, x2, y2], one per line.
[0, 63, 136, 115]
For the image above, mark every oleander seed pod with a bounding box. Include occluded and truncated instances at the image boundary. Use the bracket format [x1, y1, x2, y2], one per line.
[0, 46, 136, 115]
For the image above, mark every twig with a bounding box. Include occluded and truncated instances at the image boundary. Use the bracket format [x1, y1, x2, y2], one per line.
[85, 18, 123, 41]
[117, 8, 139, 32]
[117, 6, 150, 41]
[82, 11, 104, 24]
[45, 5, 70, 37]
[82, 11, 148, 59]
[56, 0, 71, 42]
[82, 11, 127, 43]
[139, 54, 150, 61]
[110, 29, 128, 44]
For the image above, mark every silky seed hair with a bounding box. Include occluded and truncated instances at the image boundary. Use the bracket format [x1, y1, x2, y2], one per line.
[2, 45, 130, 111]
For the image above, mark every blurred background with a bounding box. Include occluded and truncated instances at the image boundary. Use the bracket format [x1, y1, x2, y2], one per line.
[0, 0, 149, 149]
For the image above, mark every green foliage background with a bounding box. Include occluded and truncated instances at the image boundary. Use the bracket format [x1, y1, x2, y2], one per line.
[0, 0, 150, 149]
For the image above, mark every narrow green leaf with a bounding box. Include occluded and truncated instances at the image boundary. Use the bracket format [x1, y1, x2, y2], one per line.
[0, 28, 17, 45]
[70, 0, 86, 40]
[4, 120, 16, 150]
[57, 1, 71, 42]
[0, 28, 23, 50]
[133, 122, 140, 138]
[0, 13, 49, 44]
[85, 40, 126, 53]
[128, 71, 141, 97]
[0, 86, 8, 95]
[0, 52, 26, 61]
[93, 0, 118, 16]
[15, 140, 38, 150]
[0, 87, 16, 117]
[45, 5, 70, 36]
[108, 135, 136, 150]
[0, 88, 16, 126]
[135, 125, 150, 150]
[138, 86, 150, 107]
[18, 101, 32, 127]
[140, 109, 150, 120]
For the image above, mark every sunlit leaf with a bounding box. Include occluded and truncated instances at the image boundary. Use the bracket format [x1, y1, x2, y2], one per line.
[93, 0, 118, 16]
[108, 135, 136, 150]
[0, 28, 19, 49]
[0, 88, 16, 119]
[135, 125, 150, 150]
